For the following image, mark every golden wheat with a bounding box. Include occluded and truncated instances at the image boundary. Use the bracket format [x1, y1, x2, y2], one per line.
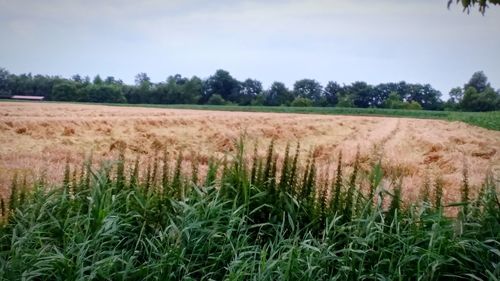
[0, 102, 499, 203]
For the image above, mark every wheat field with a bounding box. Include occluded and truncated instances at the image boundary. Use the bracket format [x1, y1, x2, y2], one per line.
[0, 101, 499, 203]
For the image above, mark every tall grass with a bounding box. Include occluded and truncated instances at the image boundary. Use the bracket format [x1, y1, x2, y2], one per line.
[0, 140, 499, 280]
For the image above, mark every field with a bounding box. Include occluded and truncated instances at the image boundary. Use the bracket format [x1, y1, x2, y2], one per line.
[1, 101, 499, 205]
[1, 101, 499, 280]
[111, 103, 500, 131]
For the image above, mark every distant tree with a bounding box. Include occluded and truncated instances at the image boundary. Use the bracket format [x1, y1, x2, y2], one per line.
[405, 84, 443, 110]
[337, 96, 354, 107]
[8, 73, 36, 96]
[376, 81, 442, 110]
[202, 69, 240, 104]
[251, 94, 265, 106]
[448, 0, 500, 14]
[264, 82, 293, 106]
[0, 66, 471, 111]
[382, 92, 406, 109]
[460, 86, 500, 111]
[291, 97, 313, 107]
[104, 76, 123, 86]
[123, 85, 143, 104]
[71, 74, 83, 83]
[464, 71, 490, 93]
[171, 74, 188, 85]
[0, 68, 11, 96]
[346, 81, 373, 108]
[152, 81, 173, 104]
[449, 87, 464, 104]
[239, 79, 263, 105]
[324, 81, 342, 106]
[93, 75, 103, 85]
[293, 79, 323, 104]
[32, 74, 56, 97]
[81, 84, 126, 103]
[183, 76, 203, 104]
[445, 87, 463, 110]
[135, 73, 151, 89]
[456, 71, 499, 111]
[164, 75, 187, 103]
[371, 83, 397, 107]
[382, 92, 424, 110]
[152, 74, 201, 104]
[51, 81, 77, 101]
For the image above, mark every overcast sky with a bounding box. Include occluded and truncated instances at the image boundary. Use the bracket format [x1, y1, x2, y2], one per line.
[1, 0, 499, 97]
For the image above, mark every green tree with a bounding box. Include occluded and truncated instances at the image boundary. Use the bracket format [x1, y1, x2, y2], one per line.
[0, 68, 11, 96]
[239, 79, 263, 105]
[71, 74, 83, 83]
[104, 76, 123, 86]
[449, 87, 464, 104]
[32, 75, 57, 98]
[135, 73, 151, 88]
[183, 76, 203, 104]
[8, 73, 36, 96]
[448, 0, 500, 14]
[405, 84, 442, 110]
[337, 96, 354, 107]
[382, 92, 405, 109]
[81, 84, 126, 103]
[264, 82, 293, 106]
[151, 75, 201, 104]
[164, 75, 185, 104]
[324, 81, 342, 106]
[93, 75, 103, 85]
[123, 85, 142, 104]
[464, 71, 490, 93]
[346, 81, 373, 108]
[460, 87, 500, 111]
[372, 83, 397, 107]
[293, 79, 323, 105]
[445, 87, 463, 110]
[457, 72, 499, 111]
[51, 81, 77, 101]
[202, 69, 240, 104]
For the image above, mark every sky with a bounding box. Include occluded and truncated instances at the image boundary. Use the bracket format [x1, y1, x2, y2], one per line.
[1, 0, 499, 98]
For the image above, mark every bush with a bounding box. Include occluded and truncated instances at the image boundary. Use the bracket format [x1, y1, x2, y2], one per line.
[290, 97, 313, 107]
[405, 101, 423, 110]
[0, 141, 498, 280]
[207, 94, 226, 105]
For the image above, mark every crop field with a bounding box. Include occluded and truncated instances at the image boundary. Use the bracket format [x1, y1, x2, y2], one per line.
[118, 103, 500, 131]
[1, 101, 500, 280]
[0, 101, 499, 205]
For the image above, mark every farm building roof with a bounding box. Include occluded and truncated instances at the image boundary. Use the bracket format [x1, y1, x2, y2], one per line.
[11, 95, 45, 100]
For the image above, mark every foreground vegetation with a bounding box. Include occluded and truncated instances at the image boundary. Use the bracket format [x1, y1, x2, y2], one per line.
[0, 141, 499, 280]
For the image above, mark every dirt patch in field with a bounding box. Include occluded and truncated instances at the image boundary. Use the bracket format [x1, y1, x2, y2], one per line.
[0, 102, 499, 205]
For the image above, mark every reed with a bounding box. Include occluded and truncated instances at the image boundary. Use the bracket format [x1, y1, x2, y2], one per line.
[0, 138, 498, 281]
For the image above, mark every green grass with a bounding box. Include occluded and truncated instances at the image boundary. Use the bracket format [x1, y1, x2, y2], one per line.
[1, 141, 499, 280]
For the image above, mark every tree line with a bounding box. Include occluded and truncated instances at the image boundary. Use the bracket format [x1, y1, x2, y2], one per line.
[0, 67, 498, 111]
